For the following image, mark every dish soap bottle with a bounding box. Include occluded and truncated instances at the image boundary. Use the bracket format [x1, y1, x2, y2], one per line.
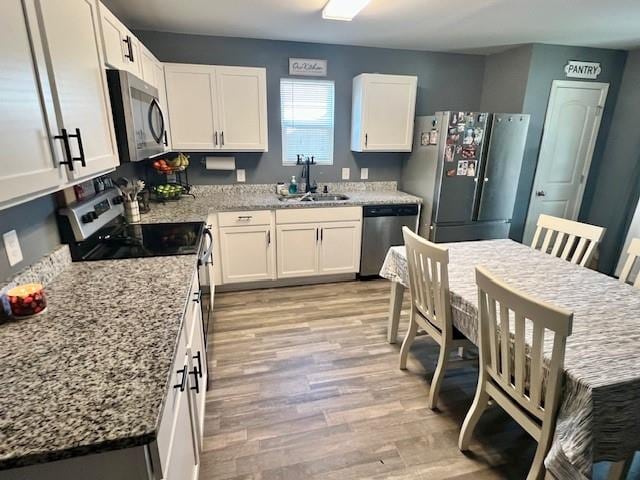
[289, 176, 298, 194]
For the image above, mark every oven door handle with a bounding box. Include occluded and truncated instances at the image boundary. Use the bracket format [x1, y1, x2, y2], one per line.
[198, 228, 214, 266]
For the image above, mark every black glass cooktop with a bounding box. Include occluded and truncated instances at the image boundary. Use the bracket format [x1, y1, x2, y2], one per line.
[77, 222, 204, 261]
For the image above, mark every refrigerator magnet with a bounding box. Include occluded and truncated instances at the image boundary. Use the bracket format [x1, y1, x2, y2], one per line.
[420, 132, 430, 146]
[457, 123, 465, 133]
[445, 145, 455, 162]
[461, 146, 476, 159]
[450, 113, 458, 125]
[446, 168, 456, 177]
[429, 129, 438, 145]
[467, 161, 477, 177]
[457, 160, 468, 176]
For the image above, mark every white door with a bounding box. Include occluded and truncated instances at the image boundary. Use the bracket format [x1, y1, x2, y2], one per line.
[215, 66, 268, 151]
[219, 225, 274, 283]
[0, 0, 68, 207]
[523, 80, 609, 245]
[318, 221, 362, 274]
[276, 224, 319, 278]
[38, 0, 118, 180]
[165, 65, 217, 150]
[362, 75, 417, 151]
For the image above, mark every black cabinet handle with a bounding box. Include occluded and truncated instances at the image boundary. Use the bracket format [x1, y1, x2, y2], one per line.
[174, 366, 187, 392]
[193, 290, 201, 303]
[320, 228, 323, 242]
[193, 351, 203, 378]
[365, 133, 368, 147]
[214, 131, 218, 146]
[267, 230, 271, 245]
[68, 128, 86, 167]
[221, 131, 224, 146]
[123, 35, 134, 61]
[316, 228, 319, 242]
[54, 129, 74, 171]
[190, 366, 200, 393]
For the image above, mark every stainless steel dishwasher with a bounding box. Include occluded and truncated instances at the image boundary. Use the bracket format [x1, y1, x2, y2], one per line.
[360, 204, 419, 277]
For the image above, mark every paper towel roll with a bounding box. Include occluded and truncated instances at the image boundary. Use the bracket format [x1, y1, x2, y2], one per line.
[205, 156, 236, 170]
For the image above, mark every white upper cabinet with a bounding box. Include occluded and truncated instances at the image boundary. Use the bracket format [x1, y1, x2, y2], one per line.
[0, 0, 67, 209]
[215, 66, 268, 151]
[98, 2, 141, 76]
[164, 63, 268, 152]
[351, 74, 418, 152]
[38, 0, 119, 180]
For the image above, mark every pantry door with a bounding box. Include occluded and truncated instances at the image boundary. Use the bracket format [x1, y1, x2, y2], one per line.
[523, 80, 608, 245]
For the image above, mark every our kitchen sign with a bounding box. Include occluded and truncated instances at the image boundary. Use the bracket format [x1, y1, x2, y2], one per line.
[289, 58, 327, 77]
[564, 61, 602, 79]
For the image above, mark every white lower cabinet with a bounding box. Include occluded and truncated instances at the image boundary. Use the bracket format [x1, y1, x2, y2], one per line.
[276, 224, 319, 278]
[219, 211, 276, 284]
[318, 221, 362, 274]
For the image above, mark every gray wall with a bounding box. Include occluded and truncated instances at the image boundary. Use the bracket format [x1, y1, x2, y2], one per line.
[479, 45, 532, 113]
[508, 44, 627, 250]
[132, 32, 486, 185]
[0, 195, 61, 283]
[586, 49, 640, 273]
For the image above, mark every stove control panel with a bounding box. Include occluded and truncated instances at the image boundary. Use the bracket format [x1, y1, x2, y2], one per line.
[59, 189, 125, 241]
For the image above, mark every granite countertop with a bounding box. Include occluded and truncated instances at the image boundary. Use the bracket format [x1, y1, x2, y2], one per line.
[138, 185, 422, 224]
[0, 254, 197, 469]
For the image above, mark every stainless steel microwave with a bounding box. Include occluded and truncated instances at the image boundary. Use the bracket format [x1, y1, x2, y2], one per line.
[106, 70, 166, 162]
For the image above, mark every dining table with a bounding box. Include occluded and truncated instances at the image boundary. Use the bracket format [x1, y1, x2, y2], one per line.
[379, 239, 640, 480]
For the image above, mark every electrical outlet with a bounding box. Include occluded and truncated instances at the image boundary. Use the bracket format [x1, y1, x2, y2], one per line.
[3, 230, 23, 267]
[236, 169, 246, 182]
[341, 168, 350, 180]
[360, 168, 369, 180]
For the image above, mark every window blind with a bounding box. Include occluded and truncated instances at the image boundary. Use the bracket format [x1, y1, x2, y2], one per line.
[280, 78, 335, 165]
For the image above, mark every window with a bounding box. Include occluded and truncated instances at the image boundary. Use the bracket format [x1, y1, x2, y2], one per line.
[280, 78, 335, 165]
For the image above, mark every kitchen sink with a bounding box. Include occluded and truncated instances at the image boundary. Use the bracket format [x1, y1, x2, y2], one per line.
[278, 193, 350, 202]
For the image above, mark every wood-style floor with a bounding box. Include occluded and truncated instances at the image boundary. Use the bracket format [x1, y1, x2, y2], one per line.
[201, 279, 537, 479]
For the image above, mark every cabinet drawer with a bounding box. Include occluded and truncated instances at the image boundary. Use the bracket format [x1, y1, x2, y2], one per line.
[218, 210, 272, 227]
[276, 207, 362, 224]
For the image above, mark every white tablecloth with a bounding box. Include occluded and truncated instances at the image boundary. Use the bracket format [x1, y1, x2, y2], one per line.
[380, 239, 640, 479]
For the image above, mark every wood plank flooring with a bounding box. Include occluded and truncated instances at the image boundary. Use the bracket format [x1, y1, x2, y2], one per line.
[201, 279, 536, 479]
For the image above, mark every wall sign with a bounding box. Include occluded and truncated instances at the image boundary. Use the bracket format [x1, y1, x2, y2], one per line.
[289, 58, 327, 77]
[564, 61, 602, 79]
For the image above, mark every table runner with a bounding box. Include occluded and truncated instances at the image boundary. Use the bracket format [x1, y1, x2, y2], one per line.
[380, 239, 640, 479]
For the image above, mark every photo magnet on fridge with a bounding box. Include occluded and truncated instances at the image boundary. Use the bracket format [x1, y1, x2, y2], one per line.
[446, 168, 456, 177]
[429, 129, 438, 145]
[420, 132, 430, 146]
[467, 161, 476, 177]
[445, 145, 455, 162]
[457, 160, 468, 176]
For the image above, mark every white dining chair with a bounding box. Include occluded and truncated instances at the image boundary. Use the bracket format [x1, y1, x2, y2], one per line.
[399, 227, 471, 409]
[531, 214, 605, 267]
[618, 238, 640, 288]
[459, 266, 573, 480]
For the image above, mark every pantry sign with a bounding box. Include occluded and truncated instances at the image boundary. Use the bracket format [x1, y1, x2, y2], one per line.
[564, 61, 602, 79]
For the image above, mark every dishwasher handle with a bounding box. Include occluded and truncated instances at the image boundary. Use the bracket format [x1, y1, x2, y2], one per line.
[363, 204, 419, 217]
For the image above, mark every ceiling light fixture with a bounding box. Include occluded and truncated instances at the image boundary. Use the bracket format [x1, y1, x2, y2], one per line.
[322, 0, 371, 21]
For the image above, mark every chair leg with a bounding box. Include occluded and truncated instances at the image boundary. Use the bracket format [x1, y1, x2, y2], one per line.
[527, 422, 555, 480]
[399, 308, 418, 370]
[428, 345, 451, 409]
[607, 457, 633, 480]
[458, 379, 490, 451]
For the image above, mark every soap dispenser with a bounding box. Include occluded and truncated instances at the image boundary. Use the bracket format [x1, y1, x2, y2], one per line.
[289, 176, 298, 194]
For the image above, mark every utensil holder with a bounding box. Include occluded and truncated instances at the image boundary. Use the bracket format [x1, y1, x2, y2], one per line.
[124, 199, 141, 223]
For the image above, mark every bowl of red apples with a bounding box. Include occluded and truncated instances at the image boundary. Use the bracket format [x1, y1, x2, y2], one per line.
[7, 283, 48, 318]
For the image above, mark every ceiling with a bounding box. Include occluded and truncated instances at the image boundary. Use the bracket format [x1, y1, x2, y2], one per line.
[103, 0, 640, 54]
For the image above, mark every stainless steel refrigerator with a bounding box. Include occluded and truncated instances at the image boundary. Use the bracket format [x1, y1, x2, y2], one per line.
[401, 111, 530, 242]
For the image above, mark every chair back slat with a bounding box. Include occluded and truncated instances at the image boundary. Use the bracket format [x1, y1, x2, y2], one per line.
[475, 266, 573, 421]
[403, 228, 451, 336]
[531, 214, 605, 267]
[619, 238, 640, 288]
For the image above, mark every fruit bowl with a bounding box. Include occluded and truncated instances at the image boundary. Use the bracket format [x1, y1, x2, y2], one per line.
[152, 153, 190, 174]
[152, 183, 186, 201]
[7, 283, 47, 318]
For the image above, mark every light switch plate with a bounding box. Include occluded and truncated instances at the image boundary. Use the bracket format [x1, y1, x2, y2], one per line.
[341, 168, 350, 180]
[236, 169, 246, 182]
[360, 168, 369, 180]
[3, 230, 23, 267]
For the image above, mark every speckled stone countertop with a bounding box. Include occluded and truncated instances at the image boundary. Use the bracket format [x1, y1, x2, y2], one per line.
[0, 254, 197, 469]
[138, 182, 422, 224]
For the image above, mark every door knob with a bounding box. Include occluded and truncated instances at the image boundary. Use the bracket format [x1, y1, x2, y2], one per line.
[535, 190, 546, 197]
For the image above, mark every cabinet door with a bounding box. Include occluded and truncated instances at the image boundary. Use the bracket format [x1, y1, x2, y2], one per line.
[98, 3, 128, 71]
[0, 0, 67, 207]
[140, 46, 158, 86]
[215, 66, 268, 151]
[165, 64, 217, 150]
[219, 225, 275, 283]
[276, 224, 319, 278]
[165, 353, 199, 480]
[188, 305, 207, 452]
[318, 221, 362, 274]
[38, 0, 118, 180]
[362, 75, 417, 151]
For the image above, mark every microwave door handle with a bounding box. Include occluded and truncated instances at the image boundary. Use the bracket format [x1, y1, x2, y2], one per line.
[148, 97, 164, 144]
[198, 228, 214, 266]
